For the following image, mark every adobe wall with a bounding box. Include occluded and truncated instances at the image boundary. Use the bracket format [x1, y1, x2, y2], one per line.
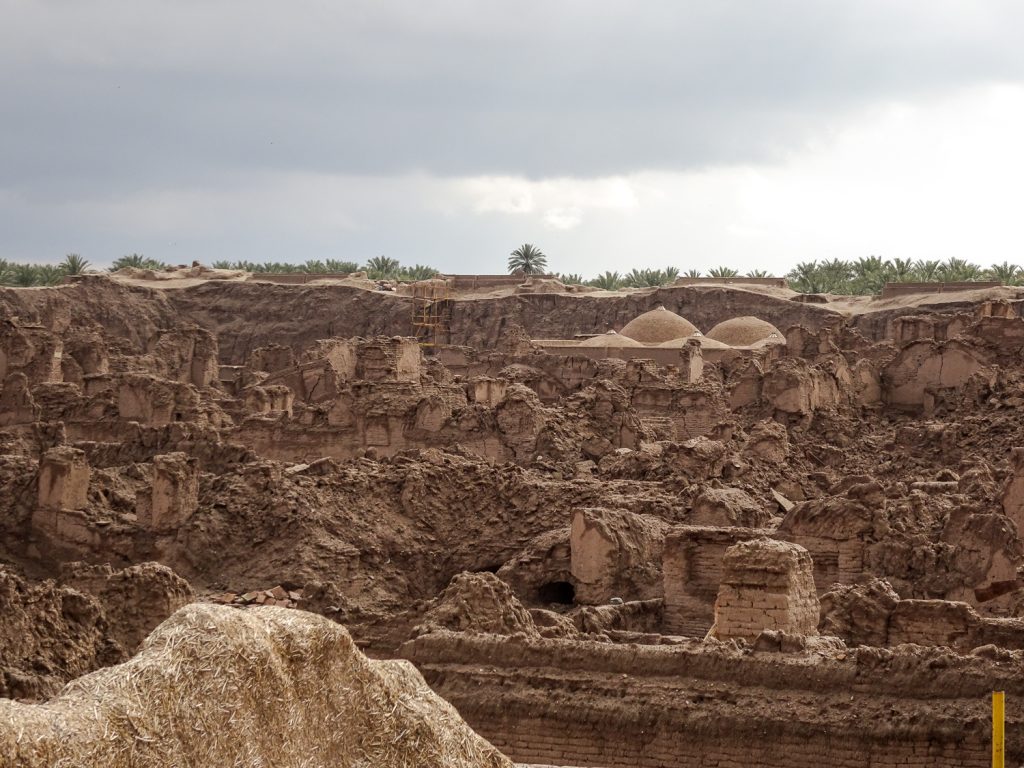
[631, 386, 729, 441]
[479, 714, 982, 768]
[662, 526, 767, 637]
[673, 276, 788, 288]
[711, 539, 819, 642]
[880, 281, 1000, 299]
[532, 342, 696, 368]
[443, 274, 554, 290]
[779, 532, 867, 591]
[249, 273, 354, 284]
[440, 286, 843, 349]
[826, 591, 1024, 652]
[403, 633, 1011, 768]
[435, 347, 601, 403]
[153, 278, 850, 358]
[570, 508, 668, 604]
[882, 339, 994, 413]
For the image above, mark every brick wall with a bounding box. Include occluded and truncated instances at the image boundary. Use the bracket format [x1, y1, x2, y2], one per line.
[712, 539, 819, 641]
[662, 526, 766, 636]
[880, 281, 1000, 299]
[404, 634, 1005, 768]
[483, 714, 988, 768]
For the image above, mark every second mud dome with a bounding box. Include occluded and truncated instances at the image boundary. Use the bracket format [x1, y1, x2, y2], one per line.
[4, 274, 1024, 766]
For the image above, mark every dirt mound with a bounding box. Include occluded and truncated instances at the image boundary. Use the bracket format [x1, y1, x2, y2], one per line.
[0, 563, 194, 701]
[416, 572, 540, 639]
[59, 562, 194, 652]
[0, 567, 119, 701]
[706, 315, 782, 346]
[0, 603, 511, 767]
[619, 306, 699, 343]
[819, 579, 901, 647]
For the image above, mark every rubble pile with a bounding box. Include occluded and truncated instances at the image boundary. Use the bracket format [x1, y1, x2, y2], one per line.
[3, 274, 1024, 766]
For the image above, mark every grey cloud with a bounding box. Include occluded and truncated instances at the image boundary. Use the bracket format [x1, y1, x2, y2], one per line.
[3, 0, 1024, 192]
[4, 0, 1024, 264]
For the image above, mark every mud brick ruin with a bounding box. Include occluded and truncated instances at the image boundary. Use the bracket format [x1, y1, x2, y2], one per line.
[6, 270, 1024, 766]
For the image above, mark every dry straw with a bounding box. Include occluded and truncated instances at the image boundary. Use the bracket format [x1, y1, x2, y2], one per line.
[0, 603, 511, 768]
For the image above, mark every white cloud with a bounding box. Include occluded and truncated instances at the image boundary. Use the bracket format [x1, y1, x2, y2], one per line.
[459, 176, 639, 231]
[543, 207, 583, 230]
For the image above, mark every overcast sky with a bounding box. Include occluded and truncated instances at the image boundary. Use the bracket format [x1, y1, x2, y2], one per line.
[3, 1, 1024, 275]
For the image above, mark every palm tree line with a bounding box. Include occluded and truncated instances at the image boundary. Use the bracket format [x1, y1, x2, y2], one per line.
[209, 256, 440, 282]
[4, 248, 1023, 294]
[0, 254, 92, 286]
[0, 254, 441, 286]
[553, 257, 1024, 293]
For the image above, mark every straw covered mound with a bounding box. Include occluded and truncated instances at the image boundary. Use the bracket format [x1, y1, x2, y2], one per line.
[705, 315, 783, 346]
[578, 332, 644, 347]
[619, 306, 699, 343]
[0, 603, 511, 768]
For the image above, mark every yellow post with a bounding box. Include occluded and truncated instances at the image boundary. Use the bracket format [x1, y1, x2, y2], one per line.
[993, 691, 1005, 768]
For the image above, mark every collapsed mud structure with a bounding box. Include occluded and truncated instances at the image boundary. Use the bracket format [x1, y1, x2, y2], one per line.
[4, 270, 1024, 765]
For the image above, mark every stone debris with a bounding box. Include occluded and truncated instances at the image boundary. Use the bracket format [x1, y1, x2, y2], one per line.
[211, 585, 304, 609]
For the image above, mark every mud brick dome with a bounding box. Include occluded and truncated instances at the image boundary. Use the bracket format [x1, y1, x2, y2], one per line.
[619, 306, 700, 343]
[706, 315, 783, 346]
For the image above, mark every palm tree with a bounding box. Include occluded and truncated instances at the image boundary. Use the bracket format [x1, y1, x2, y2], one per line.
[365, 256, 401, 278]
[938, 257, 984, 282]
[850, 256, 887, 295]
[745, 269, 768, 278]
[558, 273, 584, 285]
[508, 244, 548, 275]
[61, 253, 90, 275]
[913, 259, 941, 282]
[325, 259, 360, 273]
[708, 266, 739, 278]
[886, 258, 915, 283]
[399, 264, 441, 282]
[302, 259, 327, 274]
[819, 259, 855, 294]
[0, 259, 10, 284]
[787, 261, 826, 294]
[623, 268, 647, 287]
[588, 271, 622, 290]
[37, 265, 65, 285]
[623, 268, 654, 287]
[622, 267, 676, 287]
[112, 254, 164, 271]
[683, 268, 702, 278]
[987, 261, 1021, 286]
[11, 264, 40, 286]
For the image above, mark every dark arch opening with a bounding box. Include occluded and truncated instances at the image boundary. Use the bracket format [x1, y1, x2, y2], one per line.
[537, 581, 575, 605]
[474, 564, 502, 574]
